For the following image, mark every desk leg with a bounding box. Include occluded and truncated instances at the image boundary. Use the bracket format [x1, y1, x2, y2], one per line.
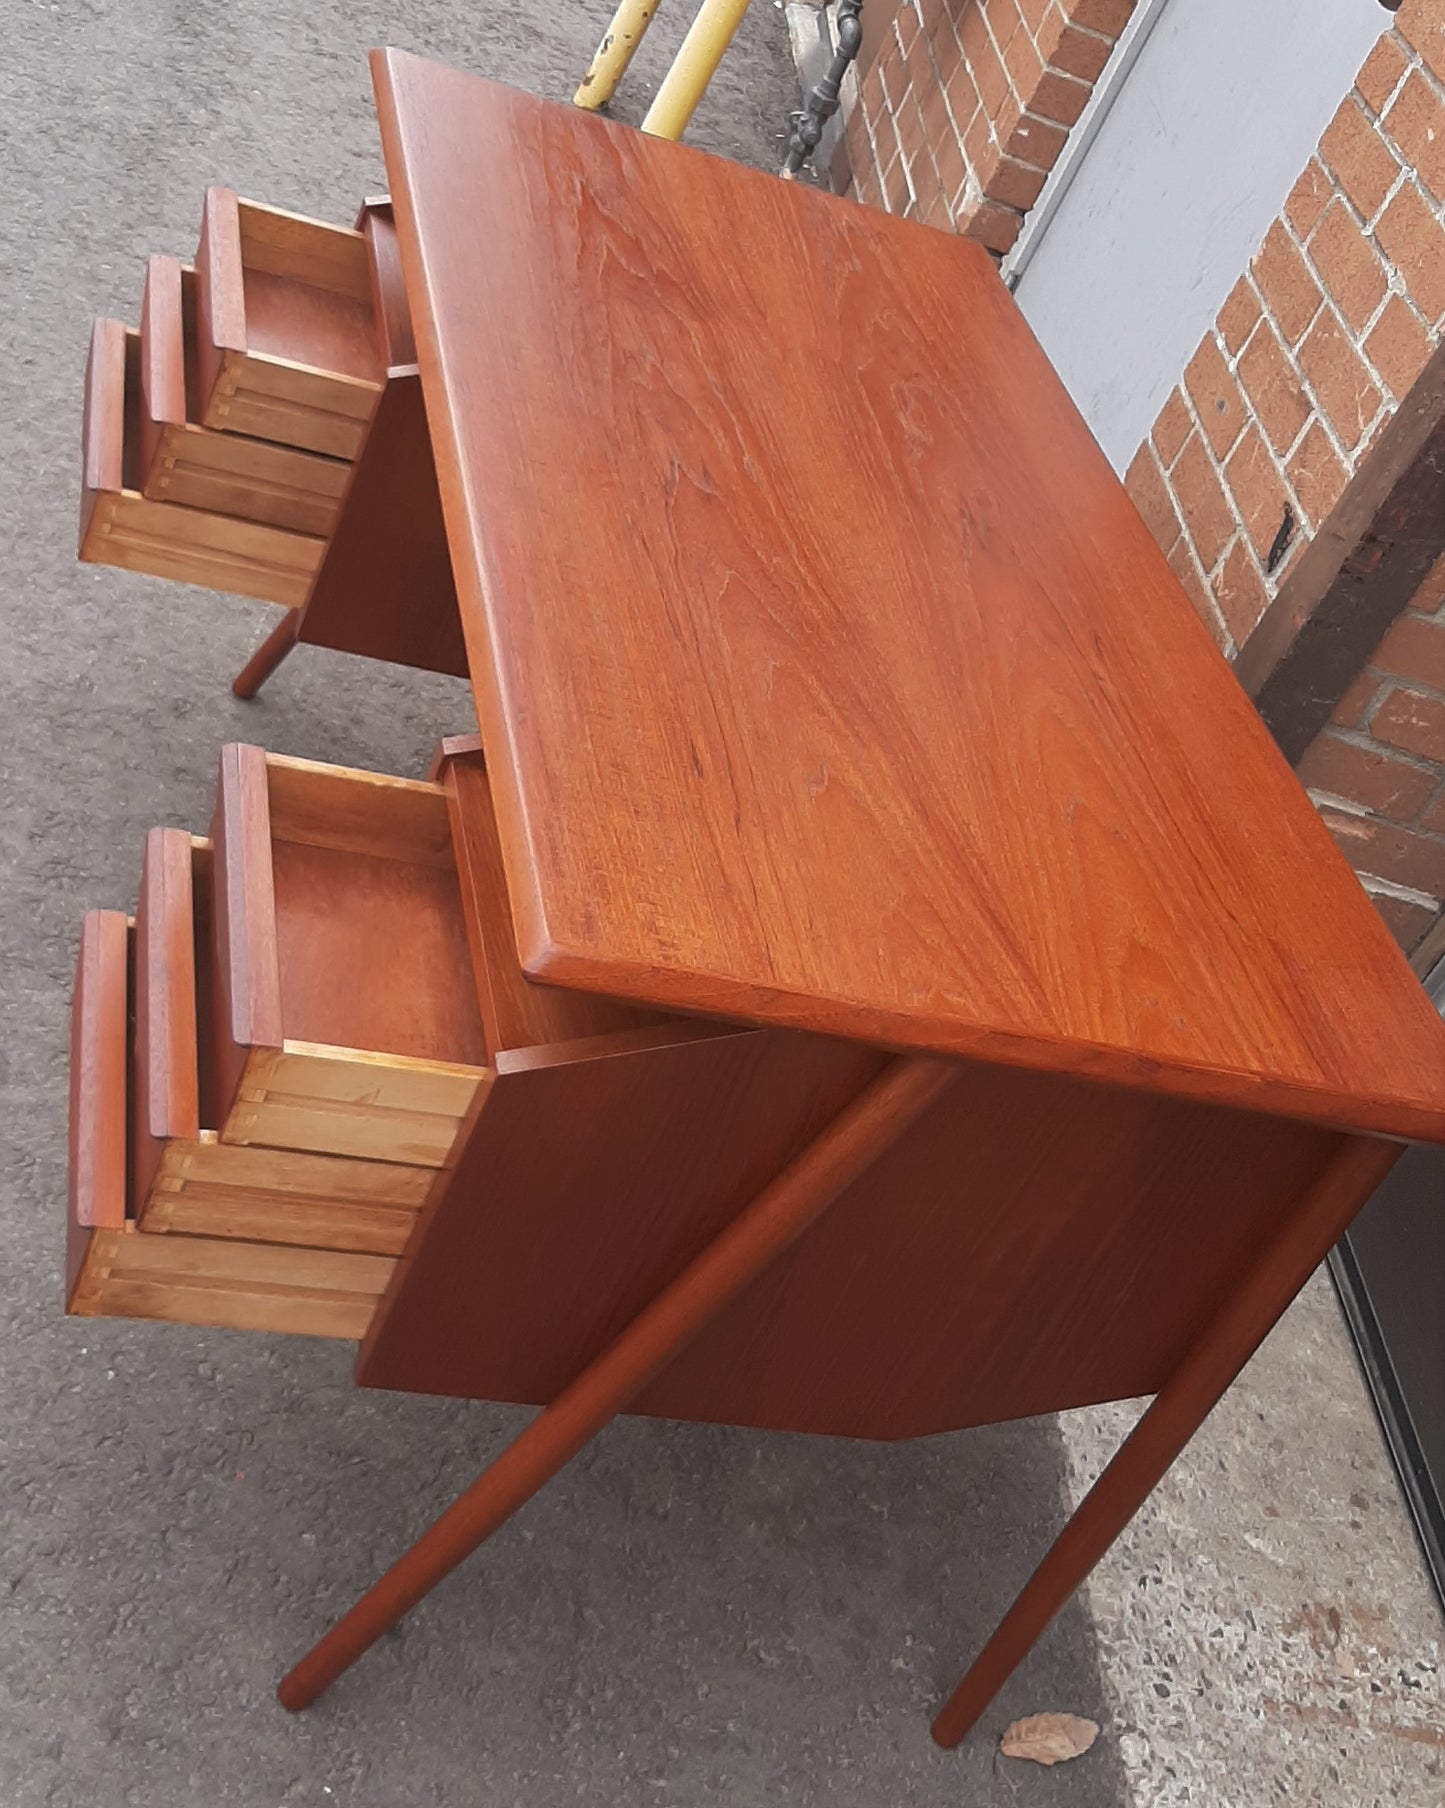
[277, 1052, 955, 1711]
[930, 1132, 1401, 1748]
[232, 609, 300, 699]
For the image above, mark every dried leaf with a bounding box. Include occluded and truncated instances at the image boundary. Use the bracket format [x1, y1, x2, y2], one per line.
[999, 1712, 1099, 1766]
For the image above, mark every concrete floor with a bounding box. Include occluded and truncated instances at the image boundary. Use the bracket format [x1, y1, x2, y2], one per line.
[0, 4, 1438, 1805]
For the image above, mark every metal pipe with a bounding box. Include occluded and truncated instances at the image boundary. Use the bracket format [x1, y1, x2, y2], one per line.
[641, 0, 752, 140]
[781, 0, 864, 179]
[574, 0, 662, 111]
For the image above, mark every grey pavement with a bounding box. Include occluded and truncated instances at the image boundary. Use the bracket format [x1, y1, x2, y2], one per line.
[0, 4, 1127, 1803]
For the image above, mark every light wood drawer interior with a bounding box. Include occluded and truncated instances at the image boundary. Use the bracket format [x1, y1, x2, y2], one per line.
[79, 317, 323, 608]
[137, 256, 350, 538]
[133, 828, 433, 1256]
[210, 745, 489, 1165]
[66, 910, 393, 1341]
[194, 188, 384, 459]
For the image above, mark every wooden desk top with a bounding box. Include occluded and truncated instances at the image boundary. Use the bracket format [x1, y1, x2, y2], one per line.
[374, 49, 1445, 1142]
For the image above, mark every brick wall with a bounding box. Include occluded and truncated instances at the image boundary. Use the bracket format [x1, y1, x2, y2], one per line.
[843, 0, 1137, 253]
[1124, 5, 1445, 661]
[1122, 0, 1445, 957]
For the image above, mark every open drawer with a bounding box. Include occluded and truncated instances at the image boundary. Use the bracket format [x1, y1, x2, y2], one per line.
[79, 318, 323, 608]
[137, 256, 350, 539]
[210, 745, 490, 1165]
[66, 910, 393, 1339]
[194, 189, 384, 459]
[133, 828, 433, 1254]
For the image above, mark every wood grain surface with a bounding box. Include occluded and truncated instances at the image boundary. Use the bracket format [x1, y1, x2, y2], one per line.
[138, 256, 350, 538]
[296, 367, 467, 676]
[80, 319, 321, 607]
[358, 1028, 1339, 1436]
[374, 52, 1445, 1143]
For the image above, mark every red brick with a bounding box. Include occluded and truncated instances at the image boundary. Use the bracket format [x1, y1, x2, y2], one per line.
[921, 187, 956, 233]
[881, 148, 912, 214]
[956, 195, 1022, 253]
[1297, 732, 1436, 821]
[1366, 885, 1438, 951]
[1237, 321, 1310, 457]
[920, 66, 958, 141]
[1125, 443, 1181, 551]
[910, 144, 946, 214]
[1003, 110, 1067, 168]
[1284, 159, 1334, 240]
[1356, 32, 1410, 117]
[1184, 335, 1247, 459]
[896, 1, 921, 54]
[1170, 432, 1236, 572]
[1018, 0, 1053, 35]
[1373, 685, 1445, 760]
[1216, 276, 1263, 356]
[959, 0, 992, 68]
[961, 108, 996, 184]
[1375, 181, 1445, 324]
[895, 92, 929, 169]
[1151, 388, 1192, 468]
[1030, 66, 1092, 125]
[1365, 294, 1433, 402]
[945, 61, 982, 129]
[1037, 13, 1114, 81]
[986, 153, 1048, 209]
[986, 0, 1026, 54]
[1213, 538, 1270, 645]
[1411, 552, 1445, 616]
[1384, 70, 1445, 205]
[933, 19, 965, 84]
[935, 119, 968, 200]
[1332, 668, 1387, 730]
[1298, 308, 1384, 452]
[1398, 1, 1445, 83]
[1319, 97, 1403, 221]
[1372, 614, 1445, 691]
[1318, 805, 1445, 895]
[903, 20, 938, 91]
[1066, 0, 1134, 34]
[1252, 221, 1325, 347]
[968, 28, 1012, 115]
[1225, 428, 1293, 566]
[1003, 20, 1046, 96]
[1423, 790, 1445, 835]
[1287, 421, 1350, 530]
[1166, 535, 1226, 646]
[1307, 198, 1389, 331]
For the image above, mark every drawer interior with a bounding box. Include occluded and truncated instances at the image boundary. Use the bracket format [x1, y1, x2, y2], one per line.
[237, 196, 380, 383]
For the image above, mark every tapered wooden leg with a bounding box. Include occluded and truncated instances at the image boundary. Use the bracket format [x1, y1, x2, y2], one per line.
[930, 1133, 1400, 1748]
[232, 610, 300, 699]
[278, 1053, 954, 1711]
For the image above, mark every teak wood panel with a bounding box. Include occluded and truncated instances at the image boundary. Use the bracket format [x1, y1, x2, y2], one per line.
[357, 198, 416, 366]
[194, 188, 383, 459]
[359, 1033, 1341, 1438]
[208, 744, 487, 1164]
[80, 319, 321, 608]
[132, 827, 432, 1255]
[439, 743, 667, 1056]
[375, 52, 1445, 1145]
[66, 911, 392, 1339]
[295, 368, 467, 678]
[138, 256, 350, 538]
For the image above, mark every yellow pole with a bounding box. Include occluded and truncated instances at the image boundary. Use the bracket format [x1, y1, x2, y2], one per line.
[640, 0, 752, 140]
[574, 0, 661, 111]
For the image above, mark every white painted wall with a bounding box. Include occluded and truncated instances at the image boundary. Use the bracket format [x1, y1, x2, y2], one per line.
[1011, 0, 1391, 473]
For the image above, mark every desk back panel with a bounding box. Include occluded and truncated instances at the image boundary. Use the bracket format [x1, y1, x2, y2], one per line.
[298, 367, 467, 678]
[358, 1028, 1339, 1439]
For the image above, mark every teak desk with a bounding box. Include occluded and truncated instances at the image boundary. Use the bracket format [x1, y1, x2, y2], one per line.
[72, 50, 1445, 1748]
